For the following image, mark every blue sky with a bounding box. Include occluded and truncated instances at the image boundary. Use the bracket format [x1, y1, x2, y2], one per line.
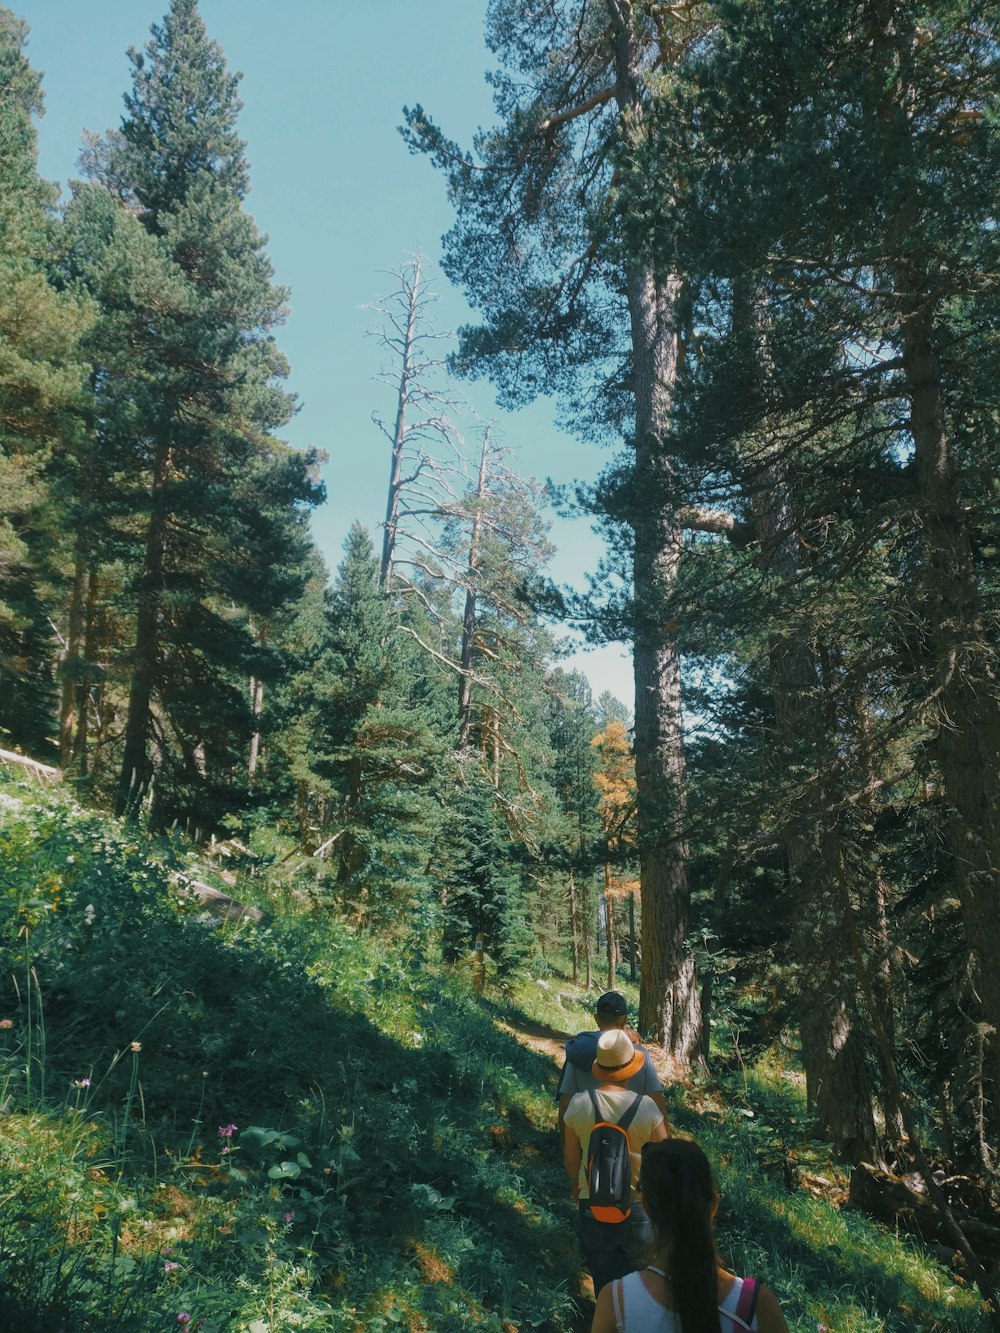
[19, 0, 632, 706]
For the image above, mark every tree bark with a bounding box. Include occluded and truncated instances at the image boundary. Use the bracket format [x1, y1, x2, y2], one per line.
[116, 440, 170, 817]
[902, 301, 1000, 1138]
[58, 548, 88, 767]
[605, 864, 618, 990]
[458, 433, 489, 749]
[608, 5, 702, 1061]
[569, 869, 581, 983]
[73, 565, 100, 777]
[736, 283, 877, 1156]
[379, 256, 421, 591]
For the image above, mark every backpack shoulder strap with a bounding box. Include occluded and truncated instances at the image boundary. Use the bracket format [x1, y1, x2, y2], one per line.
[731, 1276, 760, 1329]
[611, 1277, 626, 1333]
[617, 1091, 643, 1134]
[588, 1087, 601, 1121]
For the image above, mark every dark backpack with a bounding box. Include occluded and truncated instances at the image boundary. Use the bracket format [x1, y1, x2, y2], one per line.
[585, 1089, 642, 1224]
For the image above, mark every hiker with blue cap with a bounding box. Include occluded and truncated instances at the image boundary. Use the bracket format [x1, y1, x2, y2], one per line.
[557, 991, 668, 1141]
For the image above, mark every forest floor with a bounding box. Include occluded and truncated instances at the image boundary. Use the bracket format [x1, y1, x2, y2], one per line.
[0, 765, 992, 1332]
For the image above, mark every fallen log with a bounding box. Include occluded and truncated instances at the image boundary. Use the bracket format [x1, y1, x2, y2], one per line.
[0, 747, 61, 784]
[849, 1162, 1000, 1263]
[173, 874, 264, 925]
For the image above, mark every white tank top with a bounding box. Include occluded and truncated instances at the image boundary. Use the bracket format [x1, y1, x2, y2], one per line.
[610, 1271, 758, 1332]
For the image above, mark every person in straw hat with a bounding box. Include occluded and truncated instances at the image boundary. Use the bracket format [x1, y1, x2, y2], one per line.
[557, 991, 668, 1143]
[564, 1028, 669, 1296]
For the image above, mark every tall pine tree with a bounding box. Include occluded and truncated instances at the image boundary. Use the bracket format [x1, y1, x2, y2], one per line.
[0, 9, 90, 755]
[82, 0, 319, 825]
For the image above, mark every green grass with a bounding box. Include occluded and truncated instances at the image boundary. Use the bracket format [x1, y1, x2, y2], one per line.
[0, 769, 990, 1331]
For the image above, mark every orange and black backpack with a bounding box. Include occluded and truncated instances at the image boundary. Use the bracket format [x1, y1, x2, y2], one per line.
[586, 1089, 642, 1223]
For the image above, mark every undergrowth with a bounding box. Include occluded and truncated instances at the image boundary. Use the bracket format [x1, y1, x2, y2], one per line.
[0, 769, 990, 1330]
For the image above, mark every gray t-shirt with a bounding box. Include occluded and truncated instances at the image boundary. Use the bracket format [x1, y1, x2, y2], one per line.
[557, 1031, 662, 1098]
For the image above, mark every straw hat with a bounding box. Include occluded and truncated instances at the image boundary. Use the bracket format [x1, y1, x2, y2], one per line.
[591, 1028, 645, 1083]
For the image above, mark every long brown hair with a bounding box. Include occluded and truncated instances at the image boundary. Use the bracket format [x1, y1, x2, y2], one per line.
[640, 1139, 722, 1333]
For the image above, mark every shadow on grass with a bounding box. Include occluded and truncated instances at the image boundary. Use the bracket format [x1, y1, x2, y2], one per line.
[673, 1098, 988, 1332]
[3, 887, 589, 1329]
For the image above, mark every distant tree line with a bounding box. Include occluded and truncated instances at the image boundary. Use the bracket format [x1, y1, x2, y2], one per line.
[0, 1, 632, 991]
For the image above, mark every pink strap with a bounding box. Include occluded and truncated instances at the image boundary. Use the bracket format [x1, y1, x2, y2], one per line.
[732, 1276, 760, 1328]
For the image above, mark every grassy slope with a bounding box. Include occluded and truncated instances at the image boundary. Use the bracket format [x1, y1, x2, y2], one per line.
[0, 769, 989, 1332]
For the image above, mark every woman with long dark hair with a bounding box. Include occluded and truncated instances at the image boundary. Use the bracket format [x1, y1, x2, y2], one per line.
[590, 1139, 789, 1332]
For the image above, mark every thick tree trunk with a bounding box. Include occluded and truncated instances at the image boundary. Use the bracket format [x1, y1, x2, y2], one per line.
[762, 546, 877, 1158]
[902, 304, 1000, 1137]
[604, 0, 701, 1060]
[627, 267, 702, 1058]
[735, 283, 877, 1156]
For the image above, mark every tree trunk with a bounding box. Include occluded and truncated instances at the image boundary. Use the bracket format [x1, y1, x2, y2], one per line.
[902, 301, 1000, 1138]
[248, 675, 263, 780]
[248, 623, 267, 783]
[608, 7, 701, 1059]
[569, 869, 580, 983]
[735, 282, 877, 1156]
[379, 256, 421, 591]
[605, 864, 617, 990]
[116, 441, 170, 817]
[628, 890, 637, 982]
[58, 548, 88, 767]
[73, 565, 100, 777]
[458, 432, 489, 748]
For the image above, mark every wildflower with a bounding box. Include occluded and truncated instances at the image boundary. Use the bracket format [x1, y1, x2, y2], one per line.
[73, 1077, 91, 1088]
[283, 1211, 295, 1222]
[218, 1123, 238, 1138]
[164, 1260, 179, 1272]
[130, 1041, 142, 1052]
[177, 1316, 191, 1326]
[0, 1019, 13, 1029]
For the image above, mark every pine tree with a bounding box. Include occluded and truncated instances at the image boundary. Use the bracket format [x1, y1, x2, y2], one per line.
[77, 0, 319, 824]
[669, 0, 1000, 1148]
[295, 524, 443, 928]
[405, 0, 716, 1056]
[0, 9, 91, 755]
[539, 669, 603, 979]
[438, 769, 533, 975]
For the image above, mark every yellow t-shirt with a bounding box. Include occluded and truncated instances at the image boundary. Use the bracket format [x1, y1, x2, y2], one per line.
[565, 1086, 664, 1199]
